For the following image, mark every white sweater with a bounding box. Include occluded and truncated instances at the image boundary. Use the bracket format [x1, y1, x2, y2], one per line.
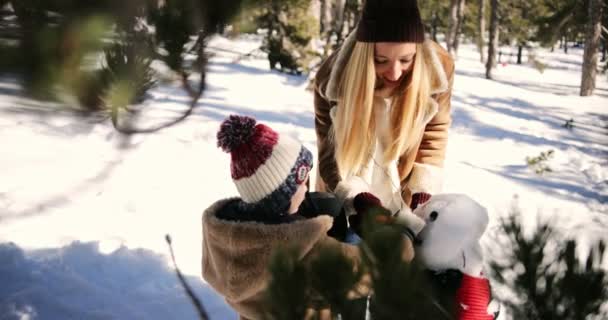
[331, 99, 426, 234]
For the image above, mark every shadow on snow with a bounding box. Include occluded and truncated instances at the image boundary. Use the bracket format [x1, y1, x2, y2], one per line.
[0, 241, 235, 320]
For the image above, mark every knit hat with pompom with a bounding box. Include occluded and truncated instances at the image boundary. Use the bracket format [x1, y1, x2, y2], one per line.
[217, 114, 313, 214]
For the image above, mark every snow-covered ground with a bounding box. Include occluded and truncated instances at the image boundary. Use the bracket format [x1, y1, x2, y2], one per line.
[1, 34, 607, 319]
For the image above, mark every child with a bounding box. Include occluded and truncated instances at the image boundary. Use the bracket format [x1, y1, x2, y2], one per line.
[202, 115, 413, 320]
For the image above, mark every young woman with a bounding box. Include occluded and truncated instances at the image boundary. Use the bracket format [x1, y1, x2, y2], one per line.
[313, 0, 455, 224]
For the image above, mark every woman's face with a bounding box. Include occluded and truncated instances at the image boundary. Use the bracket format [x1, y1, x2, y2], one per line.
[374, 42, 417, 97]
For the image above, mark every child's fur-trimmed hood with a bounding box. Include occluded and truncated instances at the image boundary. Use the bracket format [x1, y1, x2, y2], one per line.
[202, 198, 333, 318]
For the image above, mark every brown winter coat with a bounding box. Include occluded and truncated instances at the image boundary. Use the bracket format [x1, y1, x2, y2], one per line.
[202, 198, 400, 320]
[313, 32, 455, 206]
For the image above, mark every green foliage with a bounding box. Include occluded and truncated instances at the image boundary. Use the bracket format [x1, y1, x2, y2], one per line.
[101, 37, 156, 105]
[416, 0, 590, 54]
[534, 0, 587, 48]
[265, 207, 453, 319]
[104, 79, 136, 115]
[252, 0, 318, 74]
[489, 213, 608, 320]
[202, 0, 245, 34]
[363, 223, 452, 320]
[73, 71, 109, 110]
[227, 8, 261, 36]
[149, 0, 199, 72]
[4, 0, 244, 133]
[309, 244, 363, 316]
[461, 0, 484, 41]
[265, 246, 311, 320]
[418, 0, 450, 41]
[265, 242, 365, 320]
[526, 149, 554, 175]
[498, 1, 542, 46]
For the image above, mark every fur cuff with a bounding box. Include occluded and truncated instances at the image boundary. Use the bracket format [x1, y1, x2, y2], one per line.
[335, 176, 370, 216]
[407, 163, 444, 195]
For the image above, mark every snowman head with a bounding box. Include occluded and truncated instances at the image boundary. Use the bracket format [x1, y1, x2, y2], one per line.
[413, 194, 489, 276]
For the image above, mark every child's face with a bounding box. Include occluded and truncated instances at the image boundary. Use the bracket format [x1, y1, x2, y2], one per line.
[288, 178, 308, 214]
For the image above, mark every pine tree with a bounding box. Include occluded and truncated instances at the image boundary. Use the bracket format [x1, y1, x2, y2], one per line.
[485, 0, 499, 79]
[580, 0, 604, 96]
[419, 0, 450, 43]
[2, 0, 244, 133]
[250, 0, 319, 75]
[499, 0, 544, 64]
[534, 0, 587, 51]
[488, 213, 608, 319]
[446, 0, 460, 55]
[478, 0, 487, 63]
[318, 0, 362, 57]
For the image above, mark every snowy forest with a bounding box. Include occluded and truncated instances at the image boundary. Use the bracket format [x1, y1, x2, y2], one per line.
[0, 0, 607, 319]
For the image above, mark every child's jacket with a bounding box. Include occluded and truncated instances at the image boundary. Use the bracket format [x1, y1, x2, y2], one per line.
[202, 198, 364, 320]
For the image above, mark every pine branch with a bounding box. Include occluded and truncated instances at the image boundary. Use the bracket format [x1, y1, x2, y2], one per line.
[488, 212, 608, 320]
[165, 234, 209, 320]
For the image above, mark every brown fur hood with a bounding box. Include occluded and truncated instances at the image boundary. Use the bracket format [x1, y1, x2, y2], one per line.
[202, 198, 333, 311]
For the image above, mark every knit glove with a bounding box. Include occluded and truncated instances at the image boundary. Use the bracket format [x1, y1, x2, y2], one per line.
[350, 192, 418, 261]
[410, 192, 432, 210]
[349, 192, 384, 236]
[350, 192, 426, 242]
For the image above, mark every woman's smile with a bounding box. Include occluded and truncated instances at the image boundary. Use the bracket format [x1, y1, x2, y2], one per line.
[383, 77, 402, 86]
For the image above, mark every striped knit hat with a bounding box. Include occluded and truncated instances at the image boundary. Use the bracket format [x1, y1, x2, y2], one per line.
[217, 115, 313, 214]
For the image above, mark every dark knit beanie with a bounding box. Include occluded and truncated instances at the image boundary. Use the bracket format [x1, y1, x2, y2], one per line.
[217, 115, 313, 216]
[356, 0, 425, 43]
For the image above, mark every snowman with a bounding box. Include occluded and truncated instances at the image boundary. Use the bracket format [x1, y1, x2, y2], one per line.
[413, 194, 499, 320]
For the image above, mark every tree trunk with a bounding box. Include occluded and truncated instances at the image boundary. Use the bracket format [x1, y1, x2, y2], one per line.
[332, 0, 347, 46]
[563, 35, 568, 54]
[319, 0, 328, 34]
[309, 0, 321, 53]
[517, 44, 523, 64]
[319, 0, 333, 57]
[431, 10, 438, 42]
[453, 0, 466, 57]
[485, 0, 498, 79]
[344, 0, 360, 35]
[446, 0, 459, 54]
[478, 0, 486, 63]
[580, 0, 603, 96]
[601, 37, 606, 62]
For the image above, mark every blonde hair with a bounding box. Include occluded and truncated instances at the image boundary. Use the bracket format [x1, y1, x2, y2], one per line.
[333, 42, 431, 179]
